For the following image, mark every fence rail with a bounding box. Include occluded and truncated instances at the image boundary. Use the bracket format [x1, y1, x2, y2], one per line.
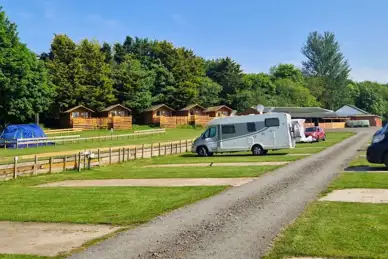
[1, 129, 166, 149]
[0, 138, 194, 182]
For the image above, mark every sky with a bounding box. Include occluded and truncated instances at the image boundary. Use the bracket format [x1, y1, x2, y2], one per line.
[2, 0, 388, 82]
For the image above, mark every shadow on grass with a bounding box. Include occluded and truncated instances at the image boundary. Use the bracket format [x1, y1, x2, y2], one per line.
[179, 153, 289, 158]
[345, 165, 387, 172]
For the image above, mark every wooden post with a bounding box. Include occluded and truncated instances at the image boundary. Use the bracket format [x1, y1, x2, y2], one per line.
[83, 153, 86, 169]
[127, 148, 130, 161]
[123, 148, 125, 162]
[109, 148, 112, 164]
[158, 143, 161, 156]
[141, 144, 144, 158]
[180, 140, 182, 153]
[170, 142, 173, 154]
[97, 149, 100, 163]
[134, 146, 137, 159]
[164, 144, 167, 156]
[186, 140, 188, 152]
[78, 152, 81, 172]
[13, 157, 18, 179]
[118, 148, 121, 163]
[63, 156, 67, 171]
[151, 144, 153, 157]
[49, 157, 53, 174]
[33, 155, 38, 175]
[74, 154, 77, 169]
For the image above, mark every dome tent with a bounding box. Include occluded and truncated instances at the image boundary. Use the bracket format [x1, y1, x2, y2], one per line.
[0, 124, 49, 148]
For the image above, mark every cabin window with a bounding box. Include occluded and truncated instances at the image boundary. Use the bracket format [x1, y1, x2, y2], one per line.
[190, 110, 194, 115]
[72, 112, 79, 118]
[265, 118, 280, 127]
[222, 125, 235, 134]
[247, 122, 256, 132]
[156, 111, 161, 116]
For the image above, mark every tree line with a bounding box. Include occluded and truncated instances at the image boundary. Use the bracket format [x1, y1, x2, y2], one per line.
[0, 7, 387, 128]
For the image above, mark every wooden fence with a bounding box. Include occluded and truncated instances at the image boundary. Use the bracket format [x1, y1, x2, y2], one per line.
[45, 128, 83, 135]
[304, 122, 345, 129]
[159, 115, 212, 128]
[72, 116, 132, 130]
[0, 139, 194, 182]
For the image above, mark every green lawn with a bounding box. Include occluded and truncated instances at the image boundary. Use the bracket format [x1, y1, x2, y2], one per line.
[0, 255, 52, 259]
[348, 156, 384, 168]
[265, 173, 388, 259]
[0, 128, 203, 158]
[0, 186, 225, 225]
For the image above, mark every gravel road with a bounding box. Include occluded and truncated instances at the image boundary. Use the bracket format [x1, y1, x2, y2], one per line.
[68, 129, 373, 259]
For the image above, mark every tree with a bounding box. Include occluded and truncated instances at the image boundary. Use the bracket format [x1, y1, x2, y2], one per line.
[243, 73, 276, 106]
[112, 55, 155, 113]
[75, 39, 115, 111]
[270, 64, 304, 84]
[206, 57, 244, 106]
[196, 77, 222, 107]
[273, 79, 319, 107]
[100, 42, 112, 64]
[301, 31, 351, 109]
[0, 8, 53, 127]
[356, 82, 385, 118]
[46, 34, 79, 117]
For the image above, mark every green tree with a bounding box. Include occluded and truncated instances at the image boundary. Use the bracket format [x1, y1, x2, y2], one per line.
[243, 73, 276, 106]
[196, 77, 222, 107]
[46, 34, 79, 117]
[301, 31, 351, 109]
[75, 39, 115, 111]
[113, 55, 155, 113]
[270, 64, 305, 84]
[356, 81, 385, 118]
[273, 79, 319, 107]
[0, 8, 53, 127]
[100, 42, 112, 64]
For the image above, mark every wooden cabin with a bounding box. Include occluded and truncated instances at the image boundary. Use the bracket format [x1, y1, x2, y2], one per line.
[204, 105, 233, 117]
[143, 104, 175, 125]
[60, 105, 94, 128]
[100, 104, 132, 118]
[236, 107, 262, 116]
[176, 104, 206, 123]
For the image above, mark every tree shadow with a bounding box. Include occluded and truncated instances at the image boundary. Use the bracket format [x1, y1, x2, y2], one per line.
[345, 166, 387, 172]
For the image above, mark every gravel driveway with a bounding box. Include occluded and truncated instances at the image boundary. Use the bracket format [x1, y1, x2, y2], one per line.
[68, 129, 373, 259]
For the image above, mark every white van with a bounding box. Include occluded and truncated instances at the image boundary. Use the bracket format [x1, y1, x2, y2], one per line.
[192, 113, 296, 156]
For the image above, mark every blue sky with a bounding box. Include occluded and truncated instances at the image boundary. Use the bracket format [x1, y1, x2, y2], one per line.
[2, 0, 388, 82]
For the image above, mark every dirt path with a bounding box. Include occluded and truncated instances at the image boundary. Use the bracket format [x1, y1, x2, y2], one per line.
[36, 178, 256, 187]
[320, 188, 388, 203]
[0, 221, 120, 256]
[144, 161, 288, 168]
[68, 129, 373, 259]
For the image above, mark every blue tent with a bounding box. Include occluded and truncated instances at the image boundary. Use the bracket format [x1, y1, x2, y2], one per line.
[0, 124, 50, 148]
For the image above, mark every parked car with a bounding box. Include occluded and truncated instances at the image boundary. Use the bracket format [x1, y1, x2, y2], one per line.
[367, 124, 388, 167]
[304, 126, 326, 142]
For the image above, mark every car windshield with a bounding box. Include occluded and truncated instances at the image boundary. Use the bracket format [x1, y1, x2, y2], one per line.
[305, 127, 317, 132]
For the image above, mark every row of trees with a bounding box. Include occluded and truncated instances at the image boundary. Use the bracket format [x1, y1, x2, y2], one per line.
[0, 7, 387, 127]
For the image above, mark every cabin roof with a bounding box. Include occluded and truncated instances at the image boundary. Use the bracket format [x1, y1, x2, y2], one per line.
[62, 105, 94, 113]
[143, 104, 175, 112]
[263, 107, 333, 114]
[179, 104, 205, 111]
[204, 105, 233, 113]
[102, 104, 132, 112]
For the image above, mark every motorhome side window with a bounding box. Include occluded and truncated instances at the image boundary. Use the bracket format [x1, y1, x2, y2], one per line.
[247, 122, 256, 132]
[265, 118, 280, 127]
[222, 125, 235, 134]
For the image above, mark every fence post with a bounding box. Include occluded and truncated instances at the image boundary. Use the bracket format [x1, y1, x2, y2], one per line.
[180, 140, 182, 153]
[134, 146, 137, 159]
[33, 155, 38, 175]
[164, 144, 167, 156]
[49, 157, 53, 174]
[186, 140, 188, 152]
[13, 157, 18, 179]
[151, 144, 153, 157]
[118, 148, 121, 163]
[74, 154, 77, 169]
[83, 153, 86, 169]
[127, 148, 130, 161]
[78, 152, 81, 172]
[142, 144, 144, 158]
[123, 148, 125, 162]
[158, 143, 161, 156]
[170, 142, 173, 154]
[63, 156, 67, 171]
[109, 148, 112, 164]
[98, 149, 100, 163]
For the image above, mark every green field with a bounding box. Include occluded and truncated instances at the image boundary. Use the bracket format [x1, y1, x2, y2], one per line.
[0, 255, 52, 259]
[265, 172, 388, 259]
[0, 127, 203, 158]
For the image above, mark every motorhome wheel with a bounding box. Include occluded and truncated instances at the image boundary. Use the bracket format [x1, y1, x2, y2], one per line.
[252, 145, 264, 156]
[197, 146, 208, 157]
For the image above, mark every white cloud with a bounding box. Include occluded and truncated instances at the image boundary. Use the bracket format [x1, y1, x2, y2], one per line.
[350, 67, 388, 83]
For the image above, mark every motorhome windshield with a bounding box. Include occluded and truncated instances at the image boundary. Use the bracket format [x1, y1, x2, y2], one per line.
[203, 126, 216, 138]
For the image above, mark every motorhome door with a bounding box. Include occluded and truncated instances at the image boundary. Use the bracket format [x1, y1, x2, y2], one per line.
[202, 126, 218, 152]
[264, 117, 280, 147]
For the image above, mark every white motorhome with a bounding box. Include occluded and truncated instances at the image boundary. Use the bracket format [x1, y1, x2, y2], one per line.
[192, 113, 296, 156]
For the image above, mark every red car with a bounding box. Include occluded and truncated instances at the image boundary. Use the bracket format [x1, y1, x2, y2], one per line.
[305, 126, 326, 141]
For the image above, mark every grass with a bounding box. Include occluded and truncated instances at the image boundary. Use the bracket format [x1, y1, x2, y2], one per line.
[0, 255, 54, 259]
[265, 171, 388, 259]
[0, 186, 226, 225]
[0, 128, 203, 158]
[348, 156, 384, 168]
